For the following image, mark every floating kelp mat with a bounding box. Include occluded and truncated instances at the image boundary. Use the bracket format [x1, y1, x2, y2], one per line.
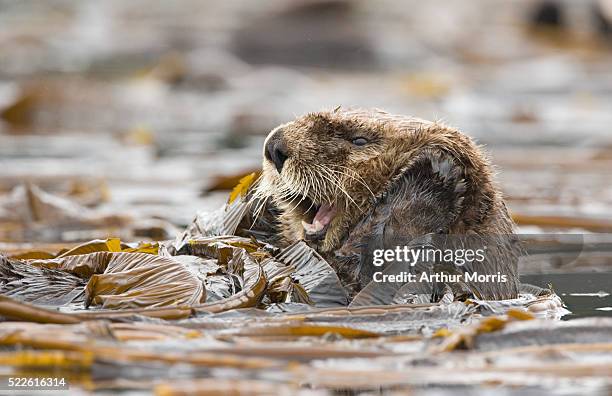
[0, 316, 611, 394]
[0, 184, 608, 394]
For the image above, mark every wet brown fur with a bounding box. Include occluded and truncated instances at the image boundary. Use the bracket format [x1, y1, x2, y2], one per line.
[258, 108, 515, 253]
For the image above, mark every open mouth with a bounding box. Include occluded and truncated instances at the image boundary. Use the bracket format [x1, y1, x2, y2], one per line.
[296, 197, 337, 241]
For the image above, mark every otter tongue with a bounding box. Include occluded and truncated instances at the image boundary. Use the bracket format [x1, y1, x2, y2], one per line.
[313, 204, 336, 225]
[302, 204, 336, 235]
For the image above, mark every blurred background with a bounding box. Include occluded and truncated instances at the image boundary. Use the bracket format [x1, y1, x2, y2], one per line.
[1, 0, 612, 244]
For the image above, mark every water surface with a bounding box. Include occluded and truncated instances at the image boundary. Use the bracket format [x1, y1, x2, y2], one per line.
[522, 273, 612, 319]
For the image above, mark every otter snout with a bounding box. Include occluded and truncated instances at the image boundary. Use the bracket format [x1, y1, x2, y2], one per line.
[264, 129, 289, 173]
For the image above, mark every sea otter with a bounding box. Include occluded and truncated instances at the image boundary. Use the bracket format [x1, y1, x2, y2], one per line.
[248, 108, 520, 300]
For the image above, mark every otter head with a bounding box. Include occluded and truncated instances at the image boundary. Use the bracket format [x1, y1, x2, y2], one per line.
[257, 108, 511, 253]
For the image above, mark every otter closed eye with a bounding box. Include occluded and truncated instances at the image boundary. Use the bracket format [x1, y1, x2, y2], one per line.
[352, 137, 368, 146]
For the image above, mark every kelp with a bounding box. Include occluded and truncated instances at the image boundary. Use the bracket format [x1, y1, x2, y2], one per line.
[168, 197, 254, 254]
[471, 316, 612, 351]
[170, 235, 270, 311]
[0, 350, 94, 370]
[467, 283, 569, 319]
[0, 184, 130, 242]
[267, 275, 314, 306]
[0, 294, 610, 393]
[297, 302, 476, 335]
[430, 309, 536, 352]
[0, 175, 607, 395]
[180, 235, 272, 260]
[513, 213, 612, 232]
[172, 301, 476, 337]
[172, 235, 348, 310]
[83, 252, 205, 309]
[10, 239, 123, 261]
[0, 235, 269, 320]
[217, 323, 379, 339]
[0, 184, 176, 243]
[0, 322, 282, 372]
[0, 255, 86, 306]
[0, 296, 83, 324]
[0, 185, 569, 325]
[259, 241, 349, 307]
[227, 172, 260, 204]
[155, 379, 294, 396]
[273, 241, 349, 307]
[209, 252, 266, 311]
[171, 173, 283, 251]
[10, 239, 160, 261]
[203, 170, 260, 196]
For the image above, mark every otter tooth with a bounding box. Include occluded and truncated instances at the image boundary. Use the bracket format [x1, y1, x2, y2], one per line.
[302, 219, 325, 234]
[312, 219, 325, 232]
[301, 220, 316, 234]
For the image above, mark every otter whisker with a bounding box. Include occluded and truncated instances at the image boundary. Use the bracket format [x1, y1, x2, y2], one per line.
[249, 174, 277, 206]
[309, 167, 326, 205]
[243, 175, 265, 223]
[312, 164, 339, 203]
[250, 175, 289, 230]
[318, 165, 357, 208]
[328, 168, 374, 200]
[287, 181, 313, 215]
[329, 165, 376, 200]
[249, 195, 270, 229]
[313, 164, 346, 206]
[279, 169, 311, 212]
[250, 182, 274, 223]
[315, 164, 362, 212]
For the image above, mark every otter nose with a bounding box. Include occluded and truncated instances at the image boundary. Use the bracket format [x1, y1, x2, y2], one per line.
[264, 131, 289, 173]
